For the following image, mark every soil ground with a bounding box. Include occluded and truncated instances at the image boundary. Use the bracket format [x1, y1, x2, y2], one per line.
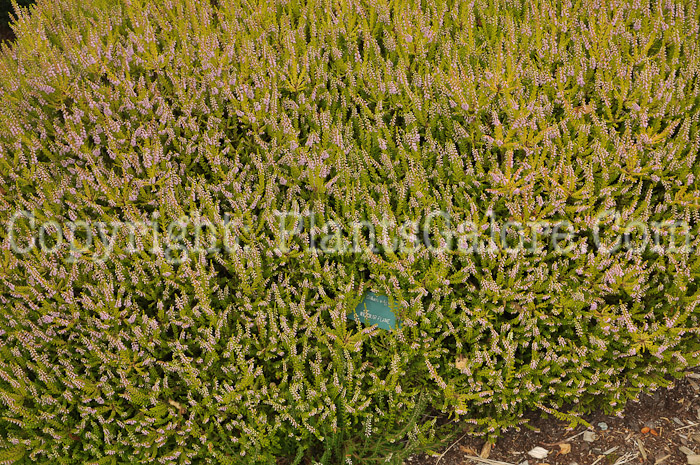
[1, 23, 14, 42]
[411, 369, 700, 465]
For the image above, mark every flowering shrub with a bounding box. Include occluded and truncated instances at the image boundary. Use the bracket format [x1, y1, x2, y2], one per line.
[1, 0, 700, 463]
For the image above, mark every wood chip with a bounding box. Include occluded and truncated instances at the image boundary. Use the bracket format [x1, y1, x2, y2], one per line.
[636, 439, 647, 461]
[480, 442, 492, 459]
[460, 445, 479, 455]
[455, 355, 468, 370]
[680, 446, 697, 456]
[558, 443, 571, 455]
[687, 455, 700, 465]
[527, 447, 549, 460]
[655, 454, 672, 465]
[688, 378, 700, 392]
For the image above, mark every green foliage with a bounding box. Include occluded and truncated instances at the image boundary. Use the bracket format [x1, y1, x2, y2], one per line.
[0, 0, 699, 463]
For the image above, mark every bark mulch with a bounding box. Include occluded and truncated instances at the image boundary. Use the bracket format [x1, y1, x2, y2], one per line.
[411, 369, 700, 465]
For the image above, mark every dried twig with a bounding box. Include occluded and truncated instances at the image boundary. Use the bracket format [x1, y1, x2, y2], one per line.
[613, 452, 640, 465]
[590, 447, 627, 465]
[462, 455, 518, 465]
[543, 429, 587, 446]
[435, 431, 469, 465]
[674, 421, 699, 432]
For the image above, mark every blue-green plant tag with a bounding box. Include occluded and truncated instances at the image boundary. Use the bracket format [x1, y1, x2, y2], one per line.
[348, 291, 399, 331]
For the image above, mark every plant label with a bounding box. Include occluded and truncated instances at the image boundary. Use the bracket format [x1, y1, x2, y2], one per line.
[348, 291, 399, 330]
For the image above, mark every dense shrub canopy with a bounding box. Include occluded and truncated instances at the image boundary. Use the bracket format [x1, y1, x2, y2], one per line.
[1, 0, 700, 463]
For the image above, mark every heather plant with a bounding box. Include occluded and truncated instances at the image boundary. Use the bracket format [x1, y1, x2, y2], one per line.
[1, 0, 700, 463]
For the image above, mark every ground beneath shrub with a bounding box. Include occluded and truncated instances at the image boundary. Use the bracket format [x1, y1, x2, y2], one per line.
[0, 23, 14, 42]
[411, 369, 700, 465]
